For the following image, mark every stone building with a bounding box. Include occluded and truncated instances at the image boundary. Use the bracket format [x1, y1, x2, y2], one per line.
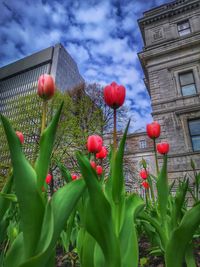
[134, 0, 200, 182]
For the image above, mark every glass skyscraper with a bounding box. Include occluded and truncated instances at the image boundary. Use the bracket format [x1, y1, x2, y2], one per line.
[0, 43, 84, 180]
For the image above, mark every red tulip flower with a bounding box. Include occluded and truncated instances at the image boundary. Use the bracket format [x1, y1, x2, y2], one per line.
[146, 121, 161, 139]
[96, 146, 107, 159]
[90, 161, 96, 169]
[16, 131, 24, 144]
[157, 142, 170, 155]
[87, 135, 103, 153]
[139, 169, 148, 180]
[96, 165, 103, 175]
[38, 74, 55, 100]
[71, 173, 78, 180]
[142, 181, 149, 189]
[45, 173, 53, 184]
[103, 82, 126, 109]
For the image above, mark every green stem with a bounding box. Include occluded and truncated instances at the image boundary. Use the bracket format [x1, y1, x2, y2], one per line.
[153, 139, 159, 176]
[41, 100, 47, 135]
[113, 109, 117, 151]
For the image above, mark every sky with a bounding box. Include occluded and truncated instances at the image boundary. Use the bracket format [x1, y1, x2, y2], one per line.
[0, 0, 171, 132]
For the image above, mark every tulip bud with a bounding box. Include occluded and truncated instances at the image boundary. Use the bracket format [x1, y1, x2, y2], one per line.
[16, 131, 24, 144]
[103, 81, 126, 109]
[157, 142, 170, 155]
[142, 181, 149, 189]
[37, 74, 55, 100]
[146, 121, 161, 139]
[45, 173, 53, 184]
[90, 161, 96, 169]
[96, 146, 107, 159]
[139, 169, 148, 180]
[71, 173, 78, 180]
[87, 135, 103, 153]
[96, 165, 103, 175]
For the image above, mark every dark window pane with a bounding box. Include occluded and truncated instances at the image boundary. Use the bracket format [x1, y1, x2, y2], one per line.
[181, 84, 196, 96]
[192, 136, 200, 151]
[179, 72, 194, 86]
[189, 120, 200, 135]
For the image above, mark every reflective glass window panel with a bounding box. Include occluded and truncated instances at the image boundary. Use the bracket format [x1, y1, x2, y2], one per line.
[191, 136, 200, 152]
[179, 71, 196, 96]
[179, 72, 194, 86]
[181, 84, 196, 96]
[139, 140, 147, 149]
[179, 28, 191, 36]
[177, 20, 191, 36]
[189, 120, 200, 135]
[177, 21, 190, 31]
[188, 119, 200, 151]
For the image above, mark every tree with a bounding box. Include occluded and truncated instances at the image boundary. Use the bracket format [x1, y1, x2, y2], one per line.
[0, 83, 104, 183]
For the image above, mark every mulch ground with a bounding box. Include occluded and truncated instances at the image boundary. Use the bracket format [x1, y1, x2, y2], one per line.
[56, 238, 200, 267]
[138, 236, 200, 267]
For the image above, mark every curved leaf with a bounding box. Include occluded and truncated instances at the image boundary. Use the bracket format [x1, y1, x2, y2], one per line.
[111, 120, 130, 204]
[1, 115, 44, 258]
[156, 155, 168, 225]
[120, 194, 144, 267]
[35, 102, 63, 189]
[18, 179, 85, 267]
[4, 233, 25, 267]
[165, 202, 200, 267]
[76, 152, 121, 267]
[0, 175, 13, 221]
[170, 179, 188, 230]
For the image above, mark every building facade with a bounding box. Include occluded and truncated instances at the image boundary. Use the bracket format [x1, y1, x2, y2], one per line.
[135, 0, 200, 182]
[0, 43, 84, 179]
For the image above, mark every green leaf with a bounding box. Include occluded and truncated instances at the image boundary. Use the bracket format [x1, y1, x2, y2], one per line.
[1, 114, 44, 258]
[81, 231, 95, 267]
[170, 179, 188, 229]
[185, 243, 196, 267]
[111, 120, 130, 204]
[76, 152, 121, 267]
[0, 217, 8, 243]
[94, 242, 105, 267]
[18, 179, 85, 267]
[4, 233, 25, 267]
[56, 160, 72, 183]
[139, 212, 167, 251]
[0, 175, 13, 221]
[35, 102, 64, 189]
[119, 194, 144, 267]
[156, 154, 168, 224]
[165, 202, 200, 267]
[0, 192, 17, 202]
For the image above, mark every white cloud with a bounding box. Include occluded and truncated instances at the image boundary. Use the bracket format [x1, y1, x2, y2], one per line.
[0, 0, 170, 131]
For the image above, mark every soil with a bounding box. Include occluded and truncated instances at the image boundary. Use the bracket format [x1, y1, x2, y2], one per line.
[56, 238, 200, 267]
[138, 236, 200, 267]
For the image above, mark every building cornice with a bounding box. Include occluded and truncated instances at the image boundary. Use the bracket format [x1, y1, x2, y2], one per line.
[138, 0, 200, 45]
[138, 0, 199, 27]
[152, 103, 200, 116]
[152, 93, 200, 107]
[138, 32, 200, 62]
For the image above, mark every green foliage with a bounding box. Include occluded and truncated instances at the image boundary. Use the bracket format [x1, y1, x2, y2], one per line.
[141, 154, 200, 267]
[76, 121, 144, 267]
[165, 202, 200, 267]
[0, 104, 85, 266]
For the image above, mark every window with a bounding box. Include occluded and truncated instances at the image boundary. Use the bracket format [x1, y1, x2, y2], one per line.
[179, 71, 197, 96]
[177, 20, 191, 36]
[139, 140, 147, 149]
[188, 119, 200, 151]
